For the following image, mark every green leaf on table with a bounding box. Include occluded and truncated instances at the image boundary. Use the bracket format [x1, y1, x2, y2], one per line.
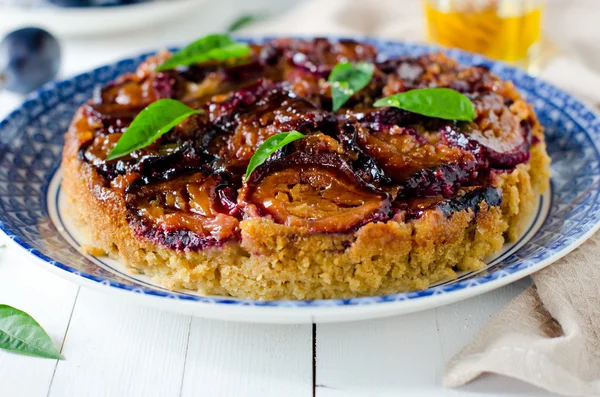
[328, 61, 375, 111]
[245, 131, 305, 181]
[0, 305, 63, 360]
[106, 99, 203, 161]
[227, 14, 266, 33]
[157, 34, 251, 72]
[373, 87, 476, 121]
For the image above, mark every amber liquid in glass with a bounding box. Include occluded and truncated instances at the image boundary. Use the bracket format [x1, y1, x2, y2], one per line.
[425, 0, 542, 68]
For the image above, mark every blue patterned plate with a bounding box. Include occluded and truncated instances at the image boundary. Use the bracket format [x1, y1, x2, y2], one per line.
[1, 38, 598, 323]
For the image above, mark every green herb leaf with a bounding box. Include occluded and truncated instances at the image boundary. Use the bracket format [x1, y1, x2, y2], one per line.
[328, 62, 375, 111]
[245, 131, 305, 181]
[0, 305, 63, 360]
[373, 87, 476, 121]
[157, 34, 251, 72]
[227, 14, 265, 33]
[106, 99, 202, 161]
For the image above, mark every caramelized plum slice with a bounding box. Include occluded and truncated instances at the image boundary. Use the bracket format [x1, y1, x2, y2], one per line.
[83, 103, 144, 132]
[80, 132, 134, 180]
[93, 69, 182, 107]
[244, 165, 389, 233]
[150, 44, 287, 107]
[268, 38, 380, 105]
[82, 135, 217, 184]
[379, 54, 500, 96]
[442, 120, 531, 170]
[126, 172, 239, 250]
[206, 80, 332, 175]
[342, 113, 479, 193]
[87, 48, 271, 132]
[241, 136, 391, 233]
[76, 40, 535, 250]
[338, 121, 393, 189]
[468, 94, 532, 168]
[82, 133, 123, 166]
[226, 91, 325, 163]
[395, 186, 502, 221]
[356, 124, 476, 183]
[436, 186, 501, 216]
[397, 160, 480, 198]
[248, 132, 391, 195]
[274, 38, 378, 79]
[85, 71, 184, 133]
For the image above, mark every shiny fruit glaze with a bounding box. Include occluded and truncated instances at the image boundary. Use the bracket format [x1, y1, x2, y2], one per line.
[77, 38, 541, 250]
[245, 167, 388, 233]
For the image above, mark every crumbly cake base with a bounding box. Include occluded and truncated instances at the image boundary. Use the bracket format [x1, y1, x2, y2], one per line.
[62, 120, 551, 300]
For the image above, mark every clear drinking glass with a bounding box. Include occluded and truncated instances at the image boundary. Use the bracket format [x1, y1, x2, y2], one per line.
[424, 0, 544, 71]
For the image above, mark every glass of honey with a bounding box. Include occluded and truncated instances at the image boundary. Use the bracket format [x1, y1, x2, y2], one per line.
[424, 0, 544, 71]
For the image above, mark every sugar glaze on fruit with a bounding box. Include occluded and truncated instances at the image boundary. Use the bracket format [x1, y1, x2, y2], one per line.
[76, 38, 543, 251]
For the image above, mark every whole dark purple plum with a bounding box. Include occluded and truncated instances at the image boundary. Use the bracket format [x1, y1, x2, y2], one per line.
[0, 27, 61, 94]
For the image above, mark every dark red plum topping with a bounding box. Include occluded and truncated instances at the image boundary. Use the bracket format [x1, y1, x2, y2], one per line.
[398, 161, 480, 198]
[78, 38, 536, 250]
[401, 186, 502, 221]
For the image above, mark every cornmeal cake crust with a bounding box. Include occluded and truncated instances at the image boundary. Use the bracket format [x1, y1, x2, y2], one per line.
[63, 133, 548, 300]
[62, 38, 551, 300]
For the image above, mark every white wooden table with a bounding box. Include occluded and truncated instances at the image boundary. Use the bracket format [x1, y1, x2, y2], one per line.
[0, 1, 588, 395]
[2, 245, 555, 397]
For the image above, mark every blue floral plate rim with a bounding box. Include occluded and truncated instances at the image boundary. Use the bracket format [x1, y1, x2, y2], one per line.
[0, 36, 599, 322]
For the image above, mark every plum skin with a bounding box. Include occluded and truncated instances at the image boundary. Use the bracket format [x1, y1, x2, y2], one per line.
[0, 27, 61, 94]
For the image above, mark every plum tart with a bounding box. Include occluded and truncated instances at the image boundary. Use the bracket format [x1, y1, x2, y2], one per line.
[62, 37, 551, 300]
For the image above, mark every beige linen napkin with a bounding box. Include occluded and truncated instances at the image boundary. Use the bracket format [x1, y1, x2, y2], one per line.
[444, 233, 600, 396]
[246, 0, 600, 394]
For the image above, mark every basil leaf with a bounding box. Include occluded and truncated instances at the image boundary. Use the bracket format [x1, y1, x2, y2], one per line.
[227, 14, 265, 33]
[373, 88, 476, 121]
[245, 131, 305, 181]
[0, 305, 63, 360]
[106, 99, 202, 161]
[328, 62, 374, 111]
[157, 34, 251, 72]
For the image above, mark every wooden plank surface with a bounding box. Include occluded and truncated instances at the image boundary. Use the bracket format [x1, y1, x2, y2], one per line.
[47, 288, 191, 397]
[315, 278, 562, 397]
[0, 247, 558, 397]
[0, 247, 78, 397]
[316, 310, 445, 396]
[0, 252, 313, 397]
[180, 321, 312, 397]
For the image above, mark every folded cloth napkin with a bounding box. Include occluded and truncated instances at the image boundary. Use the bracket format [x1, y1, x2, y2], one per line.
[246, 0, 600, 395]
[444, 232, 600, 396]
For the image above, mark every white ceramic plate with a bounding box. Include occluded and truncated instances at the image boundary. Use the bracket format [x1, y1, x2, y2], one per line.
[1, 38, 599, 323]
[0, 0, 205, 37]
